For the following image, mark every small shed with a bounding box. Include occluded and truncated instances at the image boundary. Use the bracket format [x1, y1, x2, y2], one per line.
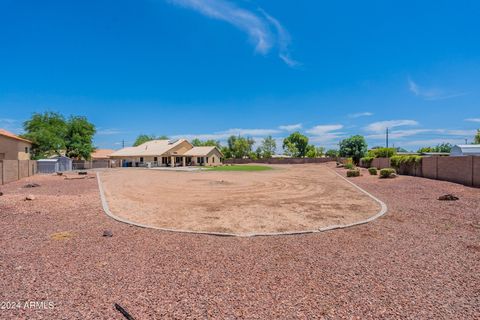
[450, 145, 480, 156]
[37, 156, 72, 173]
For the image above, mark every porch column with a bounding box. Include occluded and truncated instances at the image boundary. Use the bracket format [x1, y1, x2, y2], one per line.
[171, 156, 175, 167]
[182, 157, 186, 167]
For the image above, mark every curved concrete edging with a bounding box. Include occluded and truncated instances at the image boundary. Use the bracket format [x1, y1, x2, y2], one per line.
[96, 169, 387, 237]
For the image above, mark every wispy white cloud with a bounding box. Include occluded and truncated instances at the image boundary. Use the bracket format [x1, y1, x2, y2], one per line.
[402, 138, 465, 147]
[408, 78, 468, 101]
[306, 124, 343, 135]
[0, 118, 23, 134]
[348, 112, 373, 118]
[167, 0, 298, 66]
[278, 123, 302, 131]
[173, 127, 281, 141]
[306, 124, 345, 147]
[96, 128, 124, 135]
[365, 120, 419, 133]
[465, 118, 480, 123]
[366, 129, 430, 140]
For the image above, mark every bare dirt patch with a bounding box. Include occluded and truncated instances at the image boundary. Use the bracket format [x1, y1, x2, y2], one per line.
[99, 164, 380, 235]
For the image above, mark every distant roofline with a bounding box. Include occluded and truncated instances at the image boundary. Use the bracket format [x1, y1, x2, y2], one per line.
[0, 129, 32, 144]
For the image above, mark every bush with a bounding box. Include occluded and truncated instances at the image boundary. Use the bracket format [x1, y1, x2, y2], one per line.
[347, 169, 360, 177]
[390, 155, 422, 169]
[379, 168, 396, 179]
[367, 148, 396, 158]
[368, 167, 378, 175]
[344, 162, 355, 170]
[360, 156, 374, 167]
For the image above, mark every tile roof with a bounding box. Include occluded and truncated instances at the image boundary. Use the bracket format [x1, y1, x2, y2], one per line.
[91, 149, 115, 159]
[110, 139, 188, 157]
[183, 146, 219, 156]
[0, 129, 32, 143]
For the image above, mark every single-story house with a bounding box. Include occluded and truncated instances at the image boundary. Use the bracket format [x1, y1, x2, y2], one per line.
[109, 139, 223, 167]
[91, 149, 115, 160]
[0, 129, 32, 160]
[450, 144, 480, 156]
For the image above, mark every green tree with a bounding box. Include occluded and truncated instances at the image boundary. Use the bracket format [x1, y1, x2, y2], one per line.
[133, 134, 169, 147]
[221, 146, 232, 159]
[339, 135, 368, 164]
[255, 147, 263, 158]
[325, 149, 339, 158]
[65, 116, 96, 160]
[283, 132, 309, 157]
[22, 112, 68, 159]
[22, 112, 96, 160]
[305, 145, 325, 158]
[260, 136, 276, 158]
[367, 147, 396, 158]
[475, 130, 480, 144]
[227, 135, 255, 158]
[133, 134, 156, 146]
[417, 143, 452, 153]
[191, 138, 221, 148]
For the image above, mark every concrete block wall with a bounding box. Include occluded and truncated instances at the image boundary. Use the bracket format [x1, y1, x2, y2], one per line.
[0, 160, 37, 185]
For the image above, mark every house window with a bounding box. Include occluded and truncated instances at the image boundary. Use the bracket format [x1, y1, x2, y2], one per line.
[140, 157, 144, 162]
[206, 157, 209, 163]
[154, 157, 158, 162]
[25, 147, 29, 153]
[212, 157, 215, 163]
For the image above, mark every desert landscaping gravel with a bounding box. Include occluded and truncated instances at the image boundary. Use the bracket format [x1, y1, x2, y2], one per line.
[0, 164, 479, 319]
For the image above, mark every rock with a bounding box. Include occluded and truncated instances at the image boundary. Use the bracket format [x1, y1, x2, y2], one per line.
[0, 191, 3, 196]
[390, 173, 398, 178]
[56, 172, 63, 176]
[24, 183, 40, 188]
[78, 171, 88, 175]
[438, 194, 459, 201]
[25, 195, 36, 201]
[103, 230, 113, 237]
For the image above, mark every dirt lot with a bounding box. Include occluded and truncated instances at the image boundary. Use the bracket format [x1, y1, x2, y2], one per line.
[0, 164, 479, 319]
[99, 165, 381, 235]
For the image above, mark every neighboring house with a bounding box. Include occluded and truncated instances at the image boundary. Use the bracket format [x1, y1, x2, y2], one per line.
[110, 139, 223, 167]
[0, 129, 32, 160]
[91, 149, 115, 160]
[450, 145, 480, 156]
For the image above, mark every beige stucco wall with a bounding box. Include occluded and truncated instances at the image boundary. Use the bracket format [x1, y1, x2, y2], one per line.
[0, 136, 31, 160]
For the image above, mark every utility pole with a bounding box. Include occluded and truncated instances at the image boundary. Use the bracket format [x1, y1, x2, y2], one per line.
[122, 140, 125, 148]
[386, 128, 389, 149]
[465, 138, 468, 144]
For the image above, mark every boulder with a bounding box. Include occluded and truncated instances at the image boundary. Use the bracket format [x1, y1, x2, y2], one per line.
[23, 183, 40, 188]
[102, 230, 113, 237]
[25, 195, 36, 201]
[438, 194, 459, 201]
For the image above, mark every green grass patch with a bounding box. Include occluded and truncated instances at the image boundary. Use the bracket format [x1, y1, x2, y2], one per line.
[207, 165, 273, 172]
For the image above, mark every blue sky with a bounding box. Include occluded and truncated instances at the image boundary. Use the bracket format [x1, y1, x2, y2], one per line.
[1, 0, 479, 151]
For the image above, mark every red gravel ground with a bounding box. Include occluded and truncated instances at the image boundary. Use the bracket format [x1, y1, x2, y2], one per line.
[0, 165, 479, 319]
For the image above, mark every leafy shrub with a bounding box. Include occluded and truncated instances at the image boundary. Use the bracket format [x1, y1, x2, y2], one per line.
[344, 162, 355, 170]
[390, 155, 422, 169]
[367, 148, 397, 158]
[360, 156, 374, 167]
[368, 167, 378, 175]
[347, 169, 360, 177]
[379, 168, 396, 178]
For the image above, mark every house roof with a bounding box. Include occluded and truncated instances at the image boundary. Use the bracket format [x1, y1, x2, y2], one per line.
[110, 139, 189, 157]
[91, 149, 115, 159]
[451, 144, 480, 155]
[0, 129, 32, 144]
[183, 146, 221, 157]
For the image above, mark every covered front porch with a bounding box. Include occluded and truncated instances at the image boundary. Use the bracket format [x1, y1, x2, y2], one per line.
[120, 155, 210, 168]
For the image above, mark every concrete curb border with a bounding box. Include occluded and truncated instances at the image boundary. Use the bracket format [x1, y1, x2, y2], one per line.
[96, 169, 387, 237]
